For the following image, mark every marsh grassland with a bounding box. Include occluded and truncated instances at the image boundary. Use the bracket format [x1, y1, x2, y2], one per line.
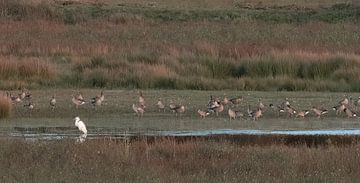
[1, 0, 360, 182]
[1, 0, 360, 91]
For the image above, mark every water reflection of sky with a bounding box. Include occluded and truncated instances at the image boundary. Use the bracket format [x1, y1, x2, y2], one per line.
[3, 128, 360, 141]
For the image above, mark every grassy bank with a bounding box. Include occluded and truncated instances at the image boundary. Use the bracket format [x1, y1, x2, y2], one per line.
[1, 138, 360, 182]
[2, 89, 360, 133]
[1, 0, 360, 91]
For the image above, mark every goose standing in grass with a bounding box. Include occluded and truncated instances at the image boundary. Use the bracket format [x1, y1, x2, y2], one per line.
[228, 108, 236, 120]
[247, 105, 262, 121]
[19, 90, 26, 100]
[258, 98, 265, 111]
[296, 110, 309, 118]
[228, 108, 243, 120]
[229, 96, 243, 106]
[72, 95, 85, 109]
[208, 101, 224, 116]
[24, 102, 34, 116]
[353, 97, 360, 111]
[207, 95, 219, 108]
[169, 101, 185, 116]
[312, 106, 328, 119]
[197, 109, 210, 119]
[132, 104, 145, 117]
[91, 92, 103, 108]
[98, 91, 105, 102]
[91, 96, 102, 108]
[285, 105, 297, 117]
[50, 95, 56, 110]
[8, 92, 21, 103]
[75, 91, 85, 101]
[156, 98, 165, 112]
[344, 108, 357, 118]
[222, 95, 229, 105]
[339, 95, 349, 106]
[269, 103, 285, 116]
[283, 98, 291, 107]
[24, 90, 32, 100]
[333, 104, 346, 116]
[74, 116, 87, 143]
[138, 91, 146, 109]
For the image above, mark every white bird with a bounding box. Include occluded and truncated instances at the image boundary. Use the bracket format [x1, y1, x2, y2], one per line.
[74, 116, 87, 135]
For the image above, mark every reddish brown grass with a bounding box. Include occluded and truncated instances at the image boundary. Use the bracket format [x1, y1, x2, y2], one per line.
[0, 95, 12, 118]
[0, 57, 56, 80]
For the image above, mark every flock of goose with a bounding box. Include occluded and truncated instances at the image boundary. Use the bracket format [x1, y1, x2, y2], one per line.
[3, 89, 360, 142]
[131, 92, 360, 121]
[4, 90, 360, 121]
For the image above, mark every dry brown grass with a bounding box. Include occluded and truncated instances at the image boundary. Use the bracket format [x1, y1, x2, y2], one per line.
[0, 57, 56, 80]
[1, 138, 360, 182]
[0, 95, 12, 118]
[0, 1, 360, 90]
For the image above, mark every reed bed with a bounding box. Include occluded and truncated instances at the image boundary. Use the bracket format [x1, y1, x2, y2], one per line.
[1, 138, 360, 182]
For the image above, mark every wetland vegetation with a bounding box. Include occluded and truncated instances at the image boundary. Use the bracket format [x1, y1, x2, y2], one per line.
[1, 0, 360, 182]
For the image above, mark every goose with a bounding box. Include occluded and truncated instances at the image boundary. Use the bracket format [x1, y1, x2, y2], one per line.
[228, 108, 243, 120]
[24, 102, 34, 110]
[333, 104, 346, 116]
[169, 101, 185, 116]
[24, 102, 34, 116]
[339, 95, 349, 105]
[132, 104, 144, 117]
[174, 105, 185, 115]
[269, 103, 285, 116]
[75, 91, 84, 101]
[296, 110, 310, 118]
[228, 108, 236, 120]
[222, 96, 229, 105]
[19, 90, 26, 100]
[138, 91, 146, 108]
[156, 98, 165, 112]
[72, 95, 85, 109]
[258, 98, 265, 110]
[248, 105, 262, 121]
[90, 92, 103, 108]
[354, 97, 360, 111]
[285, 105, 297, 117]
[312, 106, 328, 118]
[354, 97, 360, 107]
[207, 101, 224, 116]
[91, 97, 102, 108]
[344, 108, 357, 118]
[98, 91, 105, 102]
[283, 98, 291, 107]
[197, 109, 210, 119]
[50, 95, 56, 110]
[229, 96, 243, 105]
[207, 95, 220, 108]
[17, 89, 31, 100]
[7, 92, 21, 103]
